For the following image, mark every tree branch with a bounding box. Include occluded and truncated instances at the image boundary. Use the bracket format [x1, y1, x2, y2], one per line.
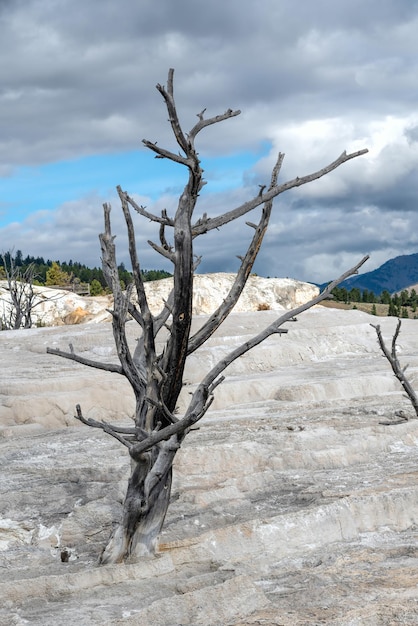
[159, 212, 173, 254]
[99, 204, 146, 394]
[192, 149, 368, 236]
[128, 256, 369, 455]
[195, 255, 369, 395]
[46, 347, 123, 374]
[74, 405, 137, 447]
[139, 255, 364, 452]
[128, 390, 209, 458]
[142, 140, 190, 166]
[188, 108, 241, 147]
[156, 68, 190, 155]
[188, 152, 285, 353]
[147, 239, 176, 262]
[117, 186, 174, 226]
[153, 289, 175, 335]
[371, 320, 418, 418]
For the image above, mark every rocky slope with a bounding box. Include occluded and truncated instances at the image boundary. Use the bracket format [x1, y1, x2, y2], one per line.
[1, 289, 418, 624]
[0, 273, 318, 327]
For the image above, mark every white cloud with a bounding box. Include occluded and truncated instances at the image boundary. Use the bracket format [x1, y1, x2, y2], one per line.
[1, 0, 418, 284]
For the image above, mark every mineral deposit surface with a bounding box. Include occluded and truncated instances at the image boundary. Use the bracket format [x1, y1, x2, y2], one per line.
[1, 298, 418, 624]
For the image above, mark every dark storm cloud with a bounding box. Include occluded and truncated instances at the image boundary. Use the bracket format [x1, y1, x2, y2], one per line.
[1, 0, 417, 164]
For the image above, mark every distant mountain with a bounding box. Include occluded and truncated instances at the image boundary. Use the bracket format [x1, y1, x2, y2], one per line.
[321, 253, 418, 295]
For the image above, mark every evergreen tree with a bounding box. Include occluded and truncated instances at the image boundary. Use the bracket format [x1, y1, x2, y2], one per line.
[15, 249, 23, 266]
[363, 290, 377, 303]
[141, 269, 172, 282]
[349, 287, 361, 303]
[1, 249, 172, 288]
[46, 262, 71, 286]
[409, 289, 417, 311]
[400, 290, 409, 306]
[380, 290, 391, 305]
[388, 300, 399, 317]
[90, 279, 104, 296]
[118, 263, 133, 286]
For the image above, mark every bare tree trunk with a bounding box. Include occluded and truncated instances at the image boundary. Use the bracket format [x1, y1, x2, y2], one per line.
[1, 253, 39, 330]
[100, 458, 173, 564]
[371, 319, 418, 418]
[47, 69, 369, 564]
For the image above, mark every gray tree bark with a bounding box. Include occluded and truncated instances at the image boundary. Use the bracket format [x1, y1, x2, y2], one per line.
[47, 69, 369, 563]
[371, 319, 418, 420]
[1, 253, 38, 330]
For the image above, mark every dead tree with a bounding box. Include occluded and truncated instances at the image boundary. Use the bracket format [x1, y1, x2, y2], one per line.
[47, 69, 368, 564]
[1, 254, 39, 330]
[371, 319, 418, 421]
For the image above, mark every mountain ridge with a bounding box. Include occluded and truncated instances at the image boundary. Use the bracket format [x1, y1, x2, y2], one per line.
[321, 252, 418, 295]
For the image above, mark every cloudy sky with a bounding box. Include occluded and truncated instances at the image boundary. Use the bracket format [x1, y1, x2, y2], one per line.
[1, 0, 418, 283]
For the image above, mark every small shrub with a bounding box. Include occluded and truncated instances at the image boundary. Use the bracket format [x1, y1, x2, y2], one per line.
[257, 302, 271, 311]
[90, 279, 104, 296]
